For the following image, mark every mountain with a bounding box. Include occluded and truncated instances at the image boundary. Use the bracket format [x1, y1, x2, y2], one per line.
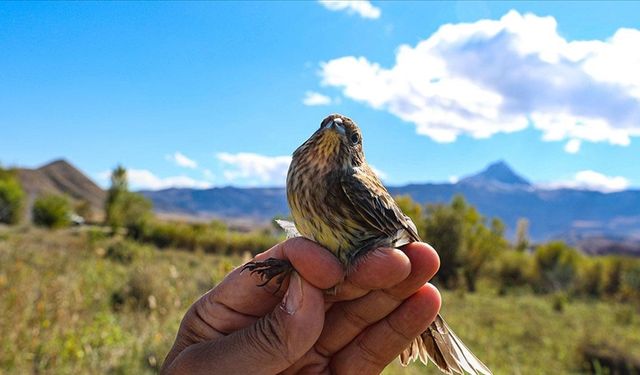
[16, 159, 106, 221]
[11, 158, 638, 253]
[459, 160, 531, 188]
[141, 161, 640, 249]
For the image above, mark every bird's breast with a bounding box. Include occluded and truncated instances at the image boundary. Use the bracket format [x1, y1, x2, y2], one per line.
[287, 159, 370, 264]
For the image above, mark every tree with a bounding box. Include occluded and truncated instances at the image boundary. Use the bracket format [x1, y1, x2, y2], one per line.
[105, 165, 128, 229]
[32, 194, 71, 228]
[394, 194, 424, 237]
[515, 218, 530, 252]
[0, 173, 25, 225]
[104, 165, 153, 237]
[424, 202, 464, 288]
[421, 195, 506, 291]
[118, 192, 153, 239]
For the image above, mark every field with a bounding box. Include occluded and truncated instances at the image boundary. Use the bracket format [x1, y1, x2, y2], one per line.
[1, 227, 639, 374]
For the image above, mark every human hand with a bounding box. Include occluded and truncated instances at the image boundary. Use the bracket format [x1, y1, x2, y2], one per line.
[161, 237, 441, 374]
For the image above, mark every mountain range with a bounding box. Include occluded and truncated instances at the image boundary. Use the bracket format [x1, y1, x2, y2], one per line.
[141, 161, 640, 251]
[11, 159, 640, 255]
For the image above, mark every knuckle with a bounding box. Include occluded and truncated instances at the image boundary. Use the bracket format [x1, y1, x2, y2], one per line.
[247, 313, 297, 366]
[385, 317, 414, 342]
[355, 337, 388, 369]
[340, 304, 370, 329]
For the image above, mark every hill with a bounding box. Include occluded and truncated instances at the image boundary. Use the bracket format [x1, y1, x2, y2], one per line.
[16, 159, 106, 221]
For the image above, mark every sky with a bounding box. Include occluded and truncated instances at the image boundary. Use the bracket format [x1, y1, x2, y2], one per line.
[1, 1, 640, 192]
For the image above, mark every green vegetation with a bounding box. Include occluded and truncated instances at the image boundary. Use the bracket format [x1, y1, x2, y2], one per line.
[1, 183, 639, 374]
[398, 195, 640, 307]
[0, 167, 25, 225]
[1, 228, 638, 374]
[139, 219, 279, 255]
[32, 194, 72, 229]
[0, 227, 244, 374]
[104, 165, 153, 237]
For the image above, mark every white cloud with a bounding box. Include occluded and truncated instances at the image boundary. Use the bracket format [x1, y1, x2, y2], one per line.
[128, 169, 212, 190]
[542, 170, 630, 193]
[217, 152, 291, 186]
[166, 152, 198, 169]
[564, 139, 581, 154]
[303, 91, 333, 106]
[320, 10, 640, 146]
[318, 0, 381, 19]
[96, 168, 212, 190]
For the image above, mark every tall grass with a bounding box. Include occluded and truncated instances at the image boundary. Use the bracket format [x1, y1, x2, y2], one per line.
[1, 227, 639, 374]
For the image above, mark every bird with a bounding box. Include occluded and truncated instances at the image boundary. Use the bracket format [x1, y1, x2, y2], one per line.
[243, 113, 492, 375]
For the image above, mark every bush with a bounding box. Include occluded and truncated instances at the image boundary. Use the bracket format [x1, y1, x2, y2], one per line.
[141, 219, 279, 255]
[620, 261, 640, 302]
[551, 292, 568, 313]
[532, 241, 580, 293]
[574, 259, 603, 297]
[105, 240, 152, 264]
[0, 175, 25, 225]
[495, 250, 532, 292]
[577, 338, 640, 374]
[32, 194, 72, 228]
[602, 257, 624, 296]
[111, 267, 169, 314]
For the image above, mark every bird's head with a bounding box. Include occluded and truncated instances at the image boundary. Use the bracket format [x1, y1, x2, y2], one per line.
[293, 113, 366, 170]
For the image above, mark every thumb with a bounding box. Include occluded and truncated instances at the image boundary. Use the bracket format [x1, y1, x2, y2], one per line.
[167, 272, 325, 374]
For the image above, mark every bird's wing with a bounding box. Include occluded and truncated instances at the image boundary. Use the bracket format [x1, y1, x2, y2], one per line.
[340, 166, 420, 244]
[401, 314, 493, 375]
[274, 219, 301, 239]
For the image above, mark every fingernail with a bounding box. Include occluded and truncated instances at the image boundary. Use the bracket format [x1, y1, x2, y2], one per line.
[281, 272, 303, 315]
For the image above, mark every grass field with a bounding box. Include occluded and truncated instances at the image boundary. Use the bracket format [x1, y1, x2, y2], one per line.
[1, 227, 639, 374]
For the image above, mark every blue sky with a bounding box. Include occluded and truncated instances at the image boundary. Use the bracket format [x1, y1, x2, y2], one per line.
[1, 1, 639, 192]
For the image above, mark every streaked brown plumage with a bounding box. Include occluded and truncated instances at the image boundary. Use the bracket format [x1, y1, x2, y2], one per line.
[245, 113, 491, 374]
[289, 114, 491, 375]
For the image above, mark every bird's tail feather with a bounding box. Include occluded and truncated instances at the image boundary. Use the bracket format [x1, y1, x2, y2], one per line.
[400, 314, 492, 375]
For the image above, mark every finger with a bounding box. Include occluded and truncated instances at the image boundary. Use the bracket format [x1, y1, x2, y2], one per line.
[164, 272, 326, 375]
[316, 242, 438, 356]
[163, 237, 344, 367]
[214, 237, 343, 318]
[327, 247, 411, 303]
[330, 284, 441, 374]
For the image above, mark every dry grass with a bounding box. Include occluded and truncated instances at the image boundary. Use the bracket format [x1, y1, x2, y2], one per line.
[1, 227, 639, 374]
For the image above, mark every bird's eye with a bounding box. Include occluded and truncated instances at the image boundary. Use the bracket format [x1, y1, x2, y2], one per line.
[350, 133, 360, 144]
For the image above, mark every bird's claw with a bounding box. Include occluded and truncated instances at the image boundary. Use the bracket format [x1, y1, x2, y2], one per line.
[241, 257, 293, 294]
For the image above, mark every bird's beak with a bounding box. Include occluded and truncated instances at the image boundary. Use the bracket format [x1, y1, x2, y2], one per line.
[324, 118, 346, 136]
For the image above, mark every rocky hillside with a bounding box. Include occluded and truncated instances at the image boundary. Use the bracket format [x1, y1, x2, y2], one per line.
[16, 159, 106, 221]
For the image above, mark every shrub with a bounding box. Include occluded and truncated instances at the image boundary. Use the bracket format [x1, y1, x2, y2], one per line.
[140, 219, 279, 255]
[0, 175, 25, 225]
[574, 259, 603, 297]
[495, 250, 532, 292]
[105, 240, 152, 264]
[601, 257, 624, 296]
[32, 194, 72, 229]
[620, 261, 640, 302]
[551, 292, 568, 313]
[532, 241, 580, 293]
[111, 267, 168, 313]
[577, 338, 640, 375]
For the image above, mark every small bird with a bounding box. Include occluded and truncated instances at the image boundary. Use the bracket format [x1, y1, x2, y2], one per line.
[244, 114, 491, 374]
